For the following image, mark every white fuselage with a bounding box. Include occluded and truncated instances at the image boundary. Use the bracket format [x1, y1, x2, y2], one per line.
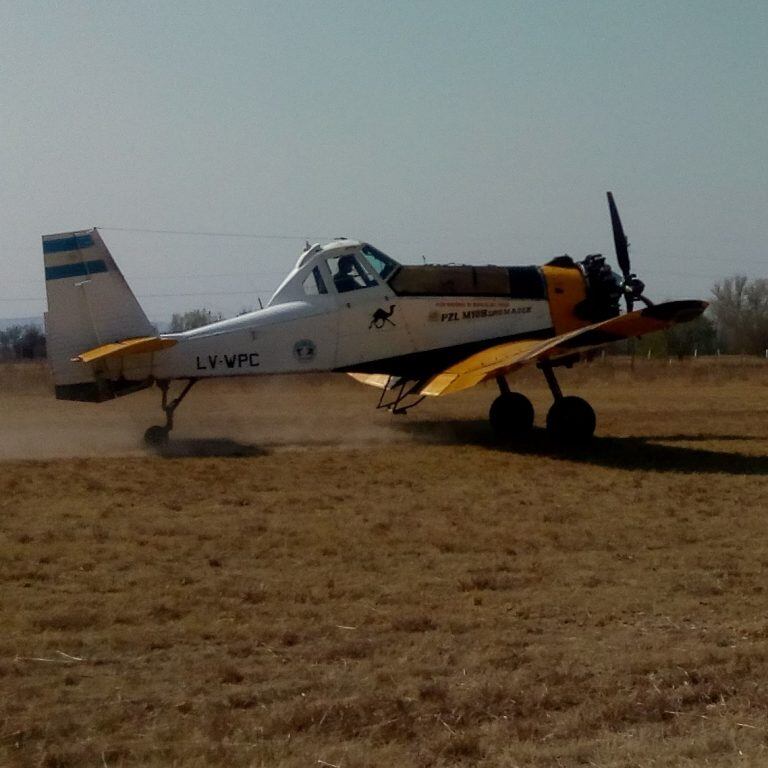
[96, 239, 554, 385]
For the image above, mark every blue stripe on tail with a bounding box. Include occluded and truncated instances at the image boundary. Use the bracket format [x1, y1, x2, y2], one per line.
[42, 233, 94, 254]
[45, 259, 108, 281]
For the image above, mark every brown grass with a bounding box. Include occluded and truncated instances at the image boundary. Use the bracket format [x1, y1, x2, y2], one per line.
[0, 359, 767, 766]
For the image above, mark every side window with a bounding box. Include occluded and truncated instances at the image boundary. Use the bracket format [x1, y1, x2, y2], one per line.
[302, 266, 328, 296]
[326, 255, 377, 293]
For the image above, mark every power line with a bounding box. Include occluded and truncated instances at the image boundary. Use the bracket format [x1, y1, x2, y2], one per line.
[138, 290, 273, 298]
[133, 271, 284, 280]
[0, 269, 740, 299]
[0, 297, 46, 302]
[1, 271, 285, 286]
[3, 263, 753, 289]
[98, 226, 332, 240]
[0, 289, 275, 303]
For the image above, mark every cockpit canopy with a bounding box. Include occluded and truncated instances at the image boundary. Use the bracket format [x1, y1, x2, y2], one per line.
[269, 241, 401, 306]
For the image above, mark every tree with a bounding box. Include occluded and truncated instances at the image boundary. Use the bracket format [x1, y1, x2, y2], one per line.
[169, 308, 222, 333]
[710, 275, 768, 354]
[17, 326, 46, 358]
[665, 314, 718, 357]
[619, 314, 717, 359]
[0, 326, 23, 360]
[0, 324, 46, 360]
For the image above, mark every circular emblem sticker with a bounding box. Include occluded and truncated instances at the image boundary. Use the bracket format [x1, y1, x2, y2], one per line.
[293, 339, 316, 362]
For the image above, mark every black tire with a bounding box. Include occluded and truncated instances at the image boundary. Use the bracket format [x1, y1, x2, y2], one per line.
[489, 393, 535, 438]
[546, 396, 596, 443]
[144, 425, 170, 447]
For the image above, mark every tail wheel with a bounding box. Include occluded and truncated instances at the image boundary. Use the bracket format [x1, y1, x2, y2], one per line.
[546, 396, 596, 443]
[144, 425, 170, 447]
[489, 392, 534, 438]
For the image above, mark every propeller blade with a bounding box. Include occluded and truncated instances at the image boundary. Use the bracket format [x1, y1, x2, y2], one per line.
[607, 191, 631, 279]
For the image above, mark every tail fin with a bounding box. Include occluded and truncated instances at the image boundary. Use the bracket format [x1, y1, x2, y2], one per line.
[42, 228, 154, 401]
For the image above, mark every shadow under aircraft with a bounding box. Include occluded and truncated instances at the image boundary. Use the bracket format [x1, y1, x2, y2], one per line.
[396, 419, 768, 477]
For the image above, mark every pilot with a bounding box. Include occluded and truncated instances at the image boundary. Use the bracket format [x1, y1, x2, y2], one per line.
[334, 255, 361, 293]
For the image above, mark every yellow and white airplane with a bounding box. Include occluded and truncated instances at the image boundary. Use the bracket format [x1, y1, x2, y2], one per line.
[42, 193, 706, 446]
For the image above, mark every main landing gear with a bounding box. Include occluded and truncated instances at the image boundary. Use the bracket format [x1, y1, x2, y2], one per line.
[489, 377, 534, 439]
[539, 361, 596, 443]
[489, 362, 596, 444]
[143, 379, 197, 447]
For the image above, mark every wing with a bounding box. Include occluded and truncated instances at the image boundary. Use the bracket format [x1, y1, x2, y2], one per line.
[71, 335, 177, 364]
[420, 299, 707, 396]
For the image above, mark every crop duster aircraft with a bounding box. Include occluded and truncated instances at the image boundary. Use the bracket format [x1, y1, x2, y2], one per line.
[42, 193, 706, 446]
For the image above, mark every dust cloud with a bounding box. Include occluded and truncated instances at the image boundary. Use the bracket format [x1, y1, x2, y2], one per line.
[0, 364, 455, 460]
[5, 359, 763, 460]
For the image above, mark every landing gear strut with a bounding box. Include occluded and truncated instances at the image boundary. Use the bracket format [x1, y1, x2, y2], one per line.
[143, 379, 197, 447]
[539, 361, 595, 443]
[489, 376, 534, 439]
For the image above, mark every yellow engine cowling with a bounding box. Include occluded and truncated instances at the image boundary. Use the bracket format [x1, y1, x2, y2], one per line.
[540, 265, 589, 335]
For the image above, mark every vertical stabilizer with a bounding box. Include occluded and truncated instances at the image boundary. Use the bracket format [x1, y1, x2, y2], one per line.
[42, 228, 154, 401]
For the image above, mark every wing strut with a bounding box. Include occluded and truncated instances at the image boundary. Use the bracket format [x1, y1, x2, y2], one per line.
[375, 376, 426, 415]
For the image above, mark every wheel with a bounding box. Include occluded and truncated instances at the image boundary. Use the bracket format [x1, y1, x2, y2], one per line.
[489, 392, 535, 439]
[546, 396, 596, 443]
[144, 425, 170, 447]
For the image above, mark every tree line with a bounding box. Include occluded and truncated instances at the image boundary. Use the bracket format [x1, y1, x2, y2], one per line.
[2, 277, 767, 361]
[709, 275, 768, 355]
[633, 275, 768, 358]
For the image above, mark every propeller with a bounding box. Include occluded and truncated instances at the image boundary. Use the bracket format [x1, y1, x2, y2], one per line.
[606, 191, 652, 311]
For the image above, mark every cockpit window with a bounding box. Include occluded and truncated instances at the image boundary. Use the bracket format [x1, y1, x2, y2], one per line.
[302, 266, 328, 296]
[327, 254, 377, 293]
[361, 244, 398, 280]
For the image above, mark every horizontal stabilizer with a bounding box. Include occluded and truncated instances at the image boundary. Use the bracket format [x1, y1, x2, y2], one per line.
[72, 336, 177, 364]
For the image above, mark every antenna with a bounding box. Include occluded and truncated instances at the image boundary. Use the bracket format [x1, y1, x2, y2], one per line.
[258, 297, 263, 309]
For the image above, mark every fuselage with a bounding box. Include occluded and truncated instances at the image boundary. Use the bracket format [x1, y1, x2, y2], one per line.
[116, 240, 619, 385]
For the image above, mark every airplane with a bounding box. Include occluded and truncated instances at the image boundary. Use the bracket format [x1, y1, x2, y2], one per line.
[42, 193, 707, 447]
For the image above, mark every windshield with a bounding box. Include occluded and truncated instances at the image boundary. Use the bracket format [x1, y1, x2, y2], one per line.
[326, 254, 377, 293]
[360, 244, 399, 280]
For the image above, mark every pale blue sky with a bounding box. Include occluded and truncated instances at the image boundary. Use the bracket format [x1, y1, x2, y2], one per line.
[1, 1, 766, 320]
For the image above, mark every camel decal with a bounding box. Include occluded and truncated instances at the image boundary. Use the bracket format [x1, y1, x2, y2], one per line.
[369, 304, 396, 329]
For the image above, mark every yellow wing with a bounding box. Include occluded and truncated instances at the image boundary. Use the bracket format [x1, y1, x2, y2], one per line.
[421, 300, 707, 396]
[72, 336, 177, 363]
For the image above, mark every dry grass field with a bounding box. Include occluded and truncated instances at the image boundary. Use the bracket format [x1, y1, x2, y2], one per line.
[1, 359, 768, 767]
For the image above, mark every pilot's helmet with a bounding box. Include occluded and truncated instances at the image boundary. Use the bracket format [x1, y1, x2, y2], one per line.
[338, 255, 356, 274]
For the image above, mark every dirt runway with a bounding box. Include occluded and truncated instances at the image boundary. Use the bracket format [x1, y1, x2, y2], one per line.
[1, 359, 768, 766]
